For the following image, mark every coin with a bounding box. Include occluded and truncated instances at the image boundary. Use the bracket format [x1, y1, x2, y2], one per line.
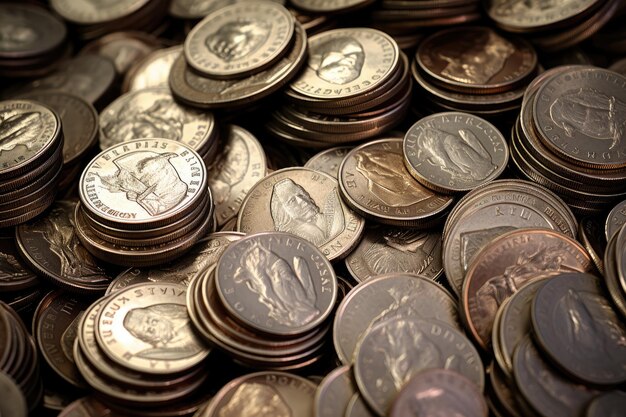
[0, 371, 27, 417]
[0, 229, 38, 293]
[215, 232, 336, 337]
[390, 369, 488, 417]
[606, 199, 626, 242]
[579, 216, 607, 275]
[304, 146, 352, 178]
[531, 272, 626, 385]
[486, 0, 601, 31]
[80, 31, 162, 75]
[185, 1, 295, 79]
[56, 397, 114, 417]
[345, 393, 376, 417]
[124, 45, 182, 92]
[95, 282, 209, 374]
[50, 0, 150, 25]
[314, 365, 356, 417]
[237, 167, 364, 261]
[403, 112, 509, 193]
[291, 0, 375, 13]
[586, 390, 626, 417]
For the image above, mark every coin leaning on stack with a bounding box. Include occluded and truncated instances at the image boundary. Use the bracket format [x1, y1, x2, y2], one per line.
[76, 138, 214, 267]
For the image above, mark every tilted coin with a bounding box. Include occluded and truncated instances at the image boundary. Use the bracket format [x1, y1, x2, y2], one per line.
[124, 45, 182, 92]
[0, 229, 38, 293]
[531, 272, 626, 385]
[314, 365, 356, 417]
[291, 0, 375, 14]
[237, 167, 364, 261]
[403, 112, 509, 193]
[586, 390, 626, 417]
[304, 146, 352, 179]
[486, 0, 601, 31]
[80, 31, 161, 75]
[606, 199, 626, 242]
[50, 0, 150, 25]
[338, 138, 454, 227]
[487, 362, 526, 417]
[56, 397, 114, 417]
[390, 369, 488, 417]
[333, 273, 460, 364]
[579, 216, 607, 275]
[0, 371, 28, 417]
[354, 317, 484, 416]
[95, 282, 209, 374]
[345, 393, 376, 417]
[99, 87, 216, 152]
[215, 232, 336, 337]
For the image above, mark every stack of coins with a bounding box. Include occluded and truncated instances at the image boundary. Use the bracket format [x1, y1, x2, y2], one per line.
[0, 302, 43, 413]
[485, 0, 621, 52]
[270, 28, 409, 148]
[98, 87, 220, 164]
[411, 27, 538, 121]
[76, 138, 213, 267]
[170, 2, 307, 111]
[510, 66, 626, 216]
[50, 0, 169, 41]
[188, 232, 337, 370]
[604, 223, 626, 319]
[75, 282, 212, 415]
[0, 100, 64, 227]
[0, 4, 68, 78]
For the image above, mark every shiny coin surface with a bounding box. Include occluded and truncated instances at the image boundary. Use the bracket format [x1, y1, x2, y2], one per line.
[304, 146, 352, 179]
[95, 282, 209, 374]
[215, 232, 336, 337]
[50, 0, 150, 24]
[184, 1, 295, 79]
[125, 45, 182, 92]
[486, 0, 601, 31]
[56, 397, 114, 417]
[314, 365, 356, 417]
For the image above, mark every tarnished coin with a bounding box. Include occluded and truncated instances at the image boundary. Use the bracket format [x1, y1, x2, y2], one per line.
[333, 273, 460, 364]
[533, 67, 626, 169]
[95, 282, 209, 374]
[215, 232, 336, 337]
[531, 272, 626, 385]
[237, 167, 364, 261]
[304, 146, 352, 179]
[99, 87, 216, 152]
[345, 225, 443, 282]
[403, 112, 509, 193]
[390, 369, 488, 417]
[50, 0, 150, 25]
[314, 365, 356, 417]
[512, 335, 597, 417]
[338, 138, 454, 227]
[0, 371, 27, 417]
[486, 0, 601, 31]
[290, 27, 399, 99]
[586, 391, 626, 417]
[185, 1, 295, 79]
[124, 45, 182, 92]
[354, 317, 484, 416]
[16, 200, 112, 293]
[79, 138, 207, 228]
[606, 199, 626, 242]
[0, 229, 38, 293]
[462, 229, 593, 350]
[208, 126, 266, 227]
[197, 371, 316, 417]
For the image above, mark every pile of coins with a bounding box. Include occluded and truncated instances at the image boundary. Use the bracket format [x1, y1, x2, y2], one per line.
[0, 100, 63, 228]
[188, 232, 337, 370]
[510, 66, 626, 215]
[411, 26, 538, 121]
[76, 138, 214, 267]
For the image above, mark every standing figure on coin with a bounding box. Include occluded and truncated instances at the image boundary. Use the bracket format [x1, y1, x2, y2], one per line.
[218, 382, 291, 417]
[270, 178, 345, 246]
[309, 37, 365, 85]
[123, 303, 203, 359]
[205, 19, 271, 62]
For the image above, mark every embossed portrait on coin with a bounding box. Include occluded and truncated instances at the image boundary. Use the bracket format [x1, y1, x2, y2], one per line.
[0, 110, 43, 153]
[205, 19, 271, 62]
[309, 37, 365, 85]
[102, 97, 198, 143]
[123, 303, 202, 360]
[219, 382, 291, 417]
[209, 133, 249, 205]
[98, 151, 188, 216]
[549, 88, 626, 150]
[270, 178, 345, 246]
[234, 242, 320, 327]
[460, 226, 516, 271]
[417, 127, 497, 181]
[438, 30, 514, 85]
[363, 230, 438, 276]
[355, 149, 432, 206]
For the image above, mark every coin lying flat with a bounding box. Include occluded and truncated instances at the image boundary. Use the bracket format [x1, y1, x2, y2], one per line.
[80, 31, 162, 75]
[304, 146, 353, 179]
[0, 229, 38, 293]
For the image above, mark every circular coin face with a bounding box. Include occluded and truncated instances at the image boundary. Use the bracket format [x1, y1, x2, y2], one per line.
[50, 0, 149, 25]
[486, 0, 600, 30]
[404, 112, 509, 192]
[290, 27, 399, 99]
[215, 232, 337, 337]
[79, 138, 207, 227]
[184, 1, 295, 79]
[126, 45, 182, 92]
[606, 199, 626, 242]
[95, 282, 209, 374]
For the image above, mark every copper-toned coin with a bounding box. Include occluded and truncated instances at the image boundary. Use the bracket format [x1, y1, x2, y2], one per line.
[16, 200, 112, 293]
[208, 125, 266, 228]
[390, 369, 488, 417]
[237, 167, 364, 261]
[339, 138, 454, 227]
[462, 229, 593, 350]
[290, 27, 399, 100]
[0, 229, 38, 293]
[304, 146, 352, 179]
[124, 45, 182, 92]
[0, 371, 27, 417]
[99, 87, 216, 152]
[185, 1, 295, 79]
[416, 27, 536, 94]
[333, 273, 460, 364]
[95, 282, 209, 374]
[215, 232, 336, 337]
[354, 317, 484, 416]
[50, 0, 150, 25]
[314, 365, 356, 417]
[606, 199, 626, 242]
[404, 112, 509, 193]
[345, 225, 442, 282]
[80, 31, 161, 75]
[531, 272, 626, 385]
